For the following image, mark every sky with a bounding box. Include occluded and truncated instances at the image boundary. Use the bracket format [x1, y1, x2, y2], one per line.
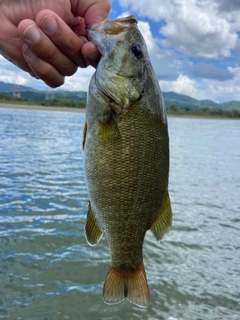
[0, 0, 240, 103]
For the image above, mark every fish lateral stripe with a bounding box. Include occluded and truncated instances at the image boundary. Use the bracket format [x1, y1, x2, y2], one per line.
[103, 263, 149, 308]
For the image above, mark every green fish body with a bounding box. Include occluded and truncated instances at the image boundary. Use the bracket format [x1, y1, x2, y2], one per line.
[82, 16, 172, 308]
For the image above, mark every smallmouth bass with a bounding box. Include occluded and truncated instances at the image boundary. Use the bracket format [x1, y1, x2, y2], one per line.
[82, 15, 172, 308]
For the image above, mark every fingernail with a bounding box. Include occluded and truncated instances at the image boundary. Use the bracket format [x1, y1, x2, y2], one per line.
[70, 16, 81, 27]
[78, 36, 88, 43]
[87, 48, 100, 61]
[41, 14, 57, 34]
[23, 25, 41, 43]
[23, 46, 37, 59]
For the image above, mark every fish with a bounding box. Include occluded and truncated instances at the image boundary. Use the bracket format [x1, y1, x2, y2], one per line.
[82, 15, 172, 308]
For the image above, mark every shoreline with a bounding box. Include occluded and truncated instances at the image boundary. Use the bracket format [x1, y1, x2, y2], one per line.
[0, 103, 86, 113]
[0, 103, 238, 120]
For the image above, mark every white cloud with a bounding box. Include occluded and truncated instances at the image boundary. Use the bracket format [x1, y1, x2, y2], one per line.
[160, 3, 237, 58]
[0, 58, 39, 89]
[61, 67, 95, 92]
[118, 0, 239, 58]
[118, 0, 171, 22]
[138, 21, 159, 54]
[116, 11, 131, 18]
[201, 66, 240, 102]
[160, 67, 240, 103]
[0, 54, 94, 92]
[160, 74, 201, 99]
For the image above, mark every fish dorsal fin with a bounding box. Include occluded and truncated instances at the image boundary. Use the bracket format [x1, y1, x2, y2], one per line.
[82, 120, 87, 151]
[85, 201, 104, 246]
[150, 191, 172, 241]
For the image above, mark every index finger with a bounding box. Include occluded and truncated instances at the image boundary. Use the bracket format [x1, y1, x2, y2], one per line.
[36, 10, 88, 68]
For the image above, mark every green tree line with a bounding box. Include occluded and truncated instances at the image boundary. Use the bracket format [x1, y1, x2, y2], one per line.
[41, 98, 85, 108]
[0, 93, 30, 103]
[166, 104, 240, 118]
[0, 93, 85, 108]
[1, 93, 240, 118]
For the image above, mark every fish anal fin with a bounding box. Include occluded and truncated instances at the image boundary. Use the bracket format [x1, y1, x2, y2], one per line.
[82, 120, 87, 152]
[85, 201, 104, 246]
[150, 190, 172, 241]
[103, 264, 149, 308]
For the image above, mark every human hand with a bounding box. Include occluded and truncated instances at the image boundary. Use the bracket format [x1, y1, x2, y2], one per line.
[0, 0, 111, 87]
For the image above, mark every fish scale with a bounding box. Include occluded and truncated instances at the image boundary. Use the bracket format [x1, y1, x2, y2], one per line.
[83, 15, 172, 308]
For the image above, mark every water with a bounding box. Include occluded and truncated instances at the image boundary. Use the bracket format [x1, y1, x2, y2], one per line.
[0, 107, 239, 320]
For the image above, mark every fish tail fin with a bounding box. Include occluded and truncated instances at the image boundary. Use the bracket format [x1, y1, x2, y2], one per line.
[103, 263, 149, 308]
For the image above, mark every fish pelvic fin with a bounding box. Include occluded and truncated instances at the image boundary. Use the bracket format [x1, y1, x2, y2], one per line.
[85, 201, 104, 246]
[103, 263, 149, 308]
[150, 190, 172, 241]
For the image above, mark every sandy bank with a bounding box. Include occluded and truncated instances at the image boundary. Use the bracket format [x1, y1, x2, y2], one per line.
[0, 103, 86, 113]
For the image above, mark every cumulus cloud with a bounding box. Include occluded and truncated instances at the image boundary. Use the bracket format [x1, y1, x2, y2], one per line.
[160, 74, 201, 99]
[160, 7, 236, 58]
[0, 57, 30, 86]
[202, 66, 240, 102]
[0, 54, 94, 92]
[138, 21, 159, 54]
[62, 67, 95, 92]
[217, 0, 240, 13]
[118, 0, 239, 58]
[160, 67, 240, 103]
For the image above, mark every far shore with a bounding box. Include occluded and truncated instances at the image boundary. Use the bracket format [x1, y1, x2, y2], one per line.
[0, 103, 238, 120]
[0, 103, 86, 113]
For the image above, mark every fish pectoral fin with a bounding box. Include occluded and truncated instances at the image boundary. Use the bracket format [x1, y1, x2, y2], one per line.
[103, 263, 149, 308]
[81, 120, 87, 152]
[85, 201, 104, 246]
[150, 190, 172, 241]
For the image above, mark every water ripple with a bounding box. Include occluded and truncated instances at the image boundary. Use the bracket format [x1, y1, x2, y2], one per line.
[0, 110, 240, 319]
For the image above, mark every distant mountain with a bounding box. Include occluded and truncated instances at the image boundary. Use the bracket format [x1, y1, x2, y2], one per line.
[1, 89, 87, 103]
[163, 91, 199, 104]
[0, 81, 87, 102]
[198, 100, 219, 109]
[0, 81, 32, 92]
[19, 90, 87, 102]
[220, 101, 240, 110]
[163, 92, 200, 110]
[163, 91, 240, 111]
[1, 81, 240, 111]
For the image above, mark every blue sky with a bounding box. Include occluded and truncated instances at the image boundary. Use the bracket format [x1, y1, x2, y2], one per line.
[0, 0, 240, 103]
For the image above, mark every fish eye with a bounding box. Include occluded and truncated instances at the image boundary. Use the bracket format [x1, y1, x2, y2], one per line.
[131, 43, 143, 58]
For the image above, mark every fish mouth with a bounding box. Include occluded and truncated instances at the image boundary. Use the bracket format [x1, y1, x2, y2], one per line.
[99, 90, 126, 115]
[86, 15, 137, 38]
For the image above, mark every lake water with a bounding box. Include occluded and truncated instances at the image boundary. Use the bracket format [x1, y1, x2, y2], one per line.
[0, 107, 239, 320]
